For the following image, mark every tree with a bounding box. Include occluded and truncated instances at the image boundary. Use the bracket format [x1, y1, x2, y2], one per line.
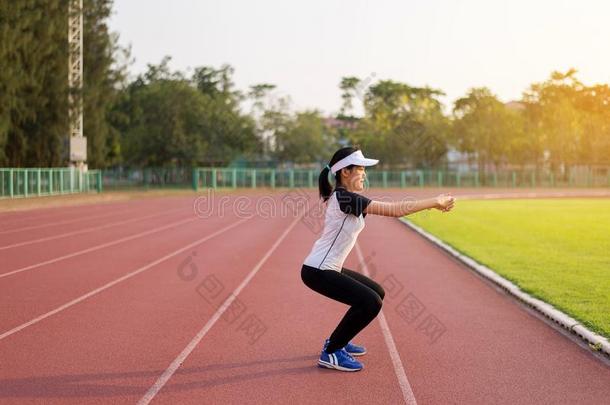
[523, 69, 584, 173]
[353, 80, 448, 168]
[115, 59, 260, 167]
[192, 65, 259, 164]
[83, 0, 129, 168]
[339, 76, 361, 117]
[248, 83, 277, 157]
[0, 0, 126, 168]
[453, 88, 527, 177]
[576, 84, 610, 165]
[273, 111, 338, 164]
[120, 79, 207, 167]
[0, 0, 68, 167]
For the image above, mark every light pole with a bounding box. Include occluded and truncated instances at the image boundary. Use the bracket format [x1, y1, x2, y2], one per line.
[68, 0, 87, 170]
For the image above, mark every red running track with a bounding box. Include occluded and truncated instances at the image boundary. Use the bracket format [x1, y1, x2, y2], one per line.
[0, 190, 609, 404]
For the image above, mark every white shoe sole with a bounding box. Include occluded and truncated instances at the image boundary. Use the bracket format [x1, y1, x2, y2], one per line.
[347, 350, 367, 357]
[318, 359, 363, 372]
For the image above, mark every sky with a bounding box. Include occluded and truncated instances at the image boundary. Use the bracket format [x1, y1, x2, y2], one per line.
[108, 0, 610, 116]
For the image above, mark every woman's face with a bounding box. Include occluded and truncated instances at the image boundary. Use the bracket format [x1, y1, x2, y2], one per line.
[341, 165, 366, 192]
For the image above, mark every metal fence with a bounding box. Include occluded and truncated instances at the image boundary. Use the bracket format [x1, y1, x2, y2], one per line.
[0, 168, 102, 199]
[3, 166, 607, 198]
[193, 167, 610, 189]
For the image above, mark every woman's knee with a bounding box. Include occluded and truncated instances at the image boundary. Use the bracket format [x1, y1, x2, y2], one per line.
[376, 285, 386, 301]
[362, 292, 383, 315]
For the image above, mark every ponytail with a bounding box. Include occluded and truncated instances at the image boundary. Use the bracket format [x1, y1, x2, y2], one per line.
[319, 165, 333, 202]
[318, 146, 361, 202]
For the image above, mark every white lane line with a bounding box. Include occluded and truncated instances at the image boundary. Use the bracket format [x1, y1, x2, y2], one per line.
[0, 207, 138, 235]
[0, 207, 186, 250]
[0, 217, 250, 342]
[137, 213, 304, 405]
[0, 215, 199, 280]
[355, 242, 418, 405]
[0, 201, 151, 234]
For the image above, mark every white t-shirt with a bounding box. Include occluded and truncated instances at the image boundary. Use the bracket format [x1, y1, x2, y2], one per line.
[303, 186, 372, 271]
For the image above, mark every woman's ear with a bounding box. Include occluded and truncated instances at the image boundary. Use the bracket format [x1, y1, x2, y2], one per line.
[339, 167, 350, 181]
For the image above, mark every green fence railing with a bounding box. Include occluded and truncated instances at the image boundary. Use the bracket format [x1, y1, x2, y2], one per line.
[0, 168, 102, 199]
[192, 167, 610, 190]
[5, 166, 605, 197]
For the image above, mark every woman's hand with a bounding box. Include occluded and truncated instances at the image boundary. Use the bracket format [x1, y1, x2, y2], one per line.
[435, 194, 455, 212]
[365, 194, 456, 217]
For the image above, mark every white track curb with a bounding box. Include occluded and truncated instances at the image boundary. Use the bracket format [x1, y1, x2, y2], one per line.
[398, 217, 610, 358]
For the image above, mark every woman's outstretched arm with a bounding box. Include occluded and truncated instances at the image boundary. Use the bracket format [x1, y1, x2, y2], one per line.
[364, 194, 455, 217]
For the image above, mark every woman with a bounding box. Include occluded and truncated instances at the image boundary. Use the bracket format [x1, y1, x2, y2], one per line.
[301, 146, 455, 372]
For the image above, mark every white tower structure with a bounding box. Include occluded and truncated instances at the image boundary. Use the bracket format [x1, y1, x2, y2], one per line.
[68, 0, 87, 168]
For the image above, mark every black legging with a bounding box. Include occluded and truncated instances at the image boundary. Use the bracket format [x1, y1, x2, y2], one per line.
[301, 264, 385, 353]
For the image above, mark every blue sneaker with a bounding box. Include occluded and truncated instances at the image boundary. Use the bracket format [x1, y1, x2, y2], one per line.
[324, 338, 367, 357]
[318, 348, 363, 372]
[344, 341, 367, 356]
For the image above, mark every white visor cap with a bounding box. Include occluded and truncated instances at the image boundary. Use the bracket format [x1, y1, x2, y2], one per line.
[330, 150, 379, 174]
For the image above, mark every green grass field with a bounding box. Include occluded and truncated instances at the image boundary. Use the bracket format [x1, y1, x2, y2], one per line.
[406, 198, 610, 338]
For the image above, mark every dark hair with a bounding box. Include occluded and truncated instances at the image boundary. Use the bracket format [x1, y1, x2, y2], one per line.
[319, 146, 360, 202]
